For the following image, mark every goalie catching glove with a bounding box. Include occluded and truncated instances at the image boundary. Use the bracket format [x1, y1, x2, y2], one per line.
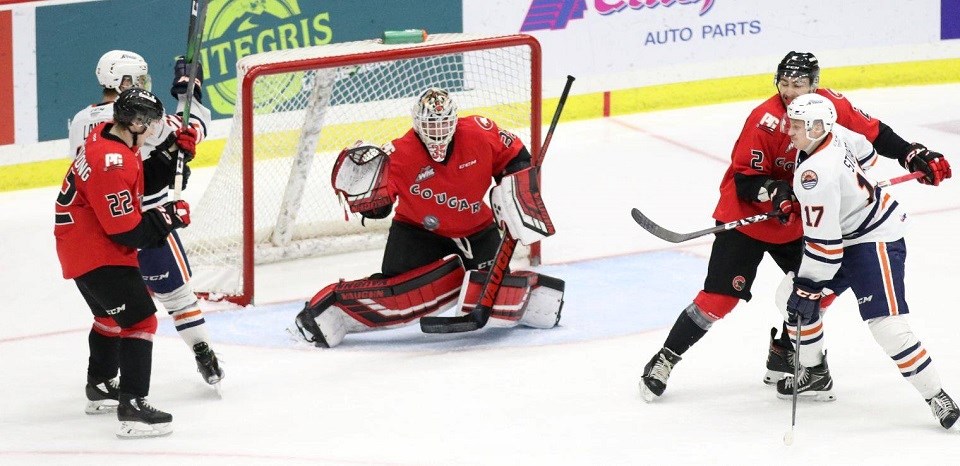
[490, 166, 555, 245]
[331, 141, 393, 218]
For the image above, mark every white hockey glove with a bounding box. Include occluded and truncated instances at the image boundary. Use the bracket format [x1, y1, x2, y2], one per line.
[490, 167, 555, 245]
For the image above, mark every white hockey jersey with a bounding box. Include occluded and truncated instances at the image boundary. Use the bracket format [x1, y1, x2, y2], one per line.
[67, 95, 210, 210]
[793, 127, 907, 285]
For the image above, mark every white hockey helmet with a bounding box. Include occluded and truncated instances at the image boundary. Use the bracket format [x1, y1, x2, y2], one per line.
[96, 50, 150, 92]
[412, 87, 458, 162]
[787, 93, 836, 138]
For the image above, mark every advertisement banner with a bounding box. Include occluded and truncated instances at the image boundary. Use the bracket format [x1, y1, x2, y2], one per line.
[466, 0, 955, 94]
[33, 0, 461, 142]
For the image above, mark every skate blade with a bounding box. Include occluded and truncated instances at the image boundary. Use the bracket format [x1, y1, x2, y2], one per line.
[85, 400, 118, 415]
[776, 390, 837, 402]
[214, 381, 223, 399]
[116, 421, 173, 439]
[763, 370, 787, 385]
[639, 382, 658, 403]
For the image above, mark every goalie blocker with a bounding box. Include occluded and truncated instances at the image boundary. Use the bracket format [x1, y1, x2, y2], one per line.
[294, 255, 564, 348]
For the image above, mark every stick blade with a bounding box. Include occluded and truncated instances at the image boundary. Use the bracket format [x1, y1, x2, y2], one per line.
[419, 309, 488, 334]
[630, 208, 686, 243]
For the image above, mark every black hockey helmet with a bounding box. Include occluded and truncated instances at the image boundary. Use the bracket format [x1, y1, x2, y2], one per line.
[775, 51, 820, 87]
[113, 87, 164, 129]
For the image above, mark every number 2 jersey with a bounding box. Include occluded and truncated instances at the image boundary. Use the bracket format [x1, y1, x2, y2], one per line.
[383, 115, 524, 238]
[792, 131, 906, 285]
[712, 89, 882, 244]
[55, 123, 146, 279]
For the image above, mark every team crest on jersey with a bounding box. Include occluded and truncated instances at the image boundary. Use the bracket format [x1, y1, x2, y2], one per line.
[800, 170, 818, 189]
[758, 113, 780, 133]
[474, 116, 493, 130]
[415, 165, 435, 183]
[104, 153, 124, 170]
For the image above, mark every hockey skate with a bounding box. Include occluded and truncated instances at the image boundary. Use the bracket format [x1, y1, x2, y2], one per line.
[927, 389, 960, 429]
[85, 376, 119, 415]
[194, 342, 224, 396]
[639, 347, 682, 402]
[116, 393, 172, 439]
[776, 355, 836, 402]
[764, 327, 795, 385]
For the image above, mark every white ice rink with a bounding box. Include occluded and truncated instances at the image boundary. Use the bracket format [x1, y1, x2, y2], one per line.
[2, 84, 960, 465]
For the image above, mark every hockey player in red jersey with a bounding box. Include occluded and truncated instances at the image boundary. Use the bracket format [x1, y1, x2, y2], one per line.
[68, 50, 223, 388]
[638, 51, 952, 402]
[294, 87, 564, 347]
[56, 88, 191, 438]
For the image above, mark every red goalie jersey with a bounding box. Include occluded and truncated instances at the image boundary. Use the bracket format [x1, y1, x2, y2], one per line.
[384, 115, 524, 238]
[55, 123, 145, 279]
[712, 88, 881, 243]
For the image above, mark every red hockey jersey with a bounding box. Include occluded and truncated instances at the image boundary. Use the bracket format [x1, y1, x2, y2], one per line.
[55, 123, 145, 279]
[711, 88, 881, 243]
[385, 115, 523, 238]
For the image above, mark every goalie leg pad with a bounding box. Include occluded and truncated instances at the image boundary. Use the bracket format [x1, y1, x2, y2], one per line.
[490, 167, 555, 246]
[455, 271, 564, 329]
[295, 255, 466, 347]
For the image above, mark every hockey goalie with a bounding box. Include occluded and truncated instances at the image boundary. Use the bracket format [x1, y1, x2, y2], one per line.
[293, 88, 564, 347]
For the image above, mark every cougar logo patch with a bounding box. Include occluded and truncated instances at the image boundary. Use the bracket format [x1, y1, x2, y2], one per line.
[800, 170, 818, 189]
[732, 275, 746, 291]
[475, 116, 493, 130]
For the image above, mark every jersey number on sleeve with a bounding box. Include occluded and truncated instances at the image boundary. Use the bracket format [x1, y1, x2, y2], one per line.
[106, 191, 135, 217]
[55, 172, 77, 225]
[804, 205, 824, 228]
[750, 150, 764, 171]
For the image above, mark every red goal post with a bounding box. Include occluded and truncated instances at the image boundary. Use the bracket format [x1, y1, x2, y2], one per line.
[181, 33, 543, 306]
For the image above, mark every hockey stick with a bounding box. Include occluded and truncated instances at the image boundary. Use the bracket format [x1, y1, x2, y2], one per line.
[172, 0, 208, 201]
[631, 171, 926, 244]
[420, 75, 576, 334]
[783, 321, 802, 446]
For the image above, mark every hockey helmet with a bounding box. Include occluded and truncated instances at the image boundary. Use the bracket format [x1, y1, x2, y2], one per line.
[96, 50, 151, 92]
[775, 51, 819, 88]
[786, 93, 836, 140]
[412, 87, 458, 162]
[113, 88, 164, 131]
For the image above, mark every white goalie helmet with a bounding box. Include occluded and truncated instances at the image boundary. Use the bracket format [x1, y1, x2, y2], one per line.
[96, 50, 151, 92]
[412, 87, 458, 162]
[787, 93, 836, 138]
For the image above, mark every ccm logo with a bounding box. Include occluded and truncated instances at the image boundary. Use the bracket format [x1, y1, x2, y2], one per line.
[795, 289, 822, 300]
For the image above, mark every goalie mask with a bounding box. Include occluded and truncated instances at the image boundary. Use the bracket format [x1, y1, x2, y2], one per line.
[412, 87, 458, 162]
[786, 93, 836, 152]
[96, 50, 151, 92]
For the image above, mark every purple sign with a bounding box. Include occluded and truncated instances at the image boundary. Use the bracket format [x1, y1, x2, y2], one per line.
[943, 0, 960, 40]
[520, 0, 588, 31]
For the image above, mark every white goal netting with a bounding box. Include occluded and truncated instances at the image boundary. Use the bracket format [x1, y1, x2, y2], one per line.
[180, 33, 541, 304]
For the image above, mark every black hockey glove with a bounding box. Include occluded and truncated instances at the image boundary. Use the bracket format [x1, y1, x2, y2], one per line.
[764, 179, 796, 224]
[787, 279, 822, 326]
[902, 143, 952, 186]
[170, 56, 203, 102]
[157, 200, 191, 230]
[148, 134, 192, 190]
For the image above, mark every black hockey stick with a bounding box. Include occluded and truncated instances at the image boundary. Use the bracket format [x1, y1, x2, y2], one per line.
[784, 322, 801, 446]
[173, 0, 208, 201]
[420, 75, 576, 334]
[631, 171, 925, 244]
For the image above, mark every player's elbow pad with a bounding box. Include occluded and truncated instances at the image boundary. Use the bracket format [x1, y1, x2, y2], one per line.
[109, 210, 172, 249]
[733, 172, 772, 202]
[496, 146, 532, 183]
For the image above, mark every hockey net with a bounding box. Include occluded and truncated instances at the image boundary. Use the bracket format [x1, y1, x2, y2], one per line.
[180, 33, 542, 306]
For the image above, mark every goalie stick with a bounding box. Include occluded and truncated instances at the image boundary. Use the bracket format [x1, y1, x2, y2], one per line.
[420, 75, 576, 334]
[632, 171, 924, 244]
[172, 0, 208, 201]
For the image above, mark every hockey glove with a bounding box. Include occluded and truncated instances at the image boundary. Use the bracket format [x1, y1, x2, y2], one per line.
[786, 279, 822, 325]
[174, 126, 198, 162]
[764, 179, 796, 224]
[170, 56, 203, 102]
[158, 200, 191, 229]
[902, 143, 952, 186]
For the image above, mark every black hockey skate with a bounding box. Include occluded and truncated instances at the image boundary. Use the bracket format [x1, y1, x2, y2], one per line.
[116, 393, 173, 439]
[85, 375, 119, 415]
[764, 327, 795, 385]
[639, 347, 682, 402]
[927, 389, 959, 429]
[194, 342, 224, 386]
[776, 355, 836, 402]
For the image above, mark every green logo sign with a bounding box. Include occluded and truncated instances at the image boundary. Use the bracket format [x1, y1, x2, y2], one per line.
[200, 0, 333, 116]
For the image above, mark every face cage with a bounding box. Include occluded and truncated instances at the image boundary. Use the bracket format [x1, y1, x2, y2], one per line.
[415, 114, 457, 147]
